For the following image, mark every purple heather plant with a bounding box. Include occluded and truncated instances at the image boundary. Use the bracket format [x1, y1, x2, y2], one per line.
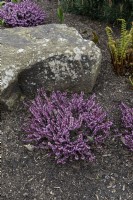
[23, 89, 112, 164]
[120, 103, 133, 151]
[0, 0, 46, 27]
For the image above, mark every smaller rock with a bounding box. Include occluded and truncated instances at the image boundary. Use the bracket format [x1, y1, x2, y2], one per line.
[24, 144, 35, 151]
[23, 192, 29, 197]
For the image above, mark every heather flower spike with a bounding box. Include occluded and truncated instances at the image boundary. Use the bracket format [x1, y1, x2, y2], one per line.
[23, 90, 112, 164]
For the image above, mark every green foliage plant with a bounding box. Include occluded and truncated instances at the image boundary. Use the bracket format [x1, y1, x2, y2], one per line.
[0, 2, 5, 26]
[11, 0, 19, 3]
[60, 0, 133, 25]
[0, 18, 4, 25]
[92, 31, 99, 44]
[0, 1, 5, 7]
[105, 19, 133, 75]
[57, 5, 64, 24]
[129, 75, 133, 87]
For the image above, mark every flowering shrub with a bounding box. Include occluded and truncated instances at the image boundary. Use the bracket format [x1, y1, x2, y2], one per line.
[120, 103, 133, 151]
[23, 89, 112, 164]
[0, 0, 46, 27]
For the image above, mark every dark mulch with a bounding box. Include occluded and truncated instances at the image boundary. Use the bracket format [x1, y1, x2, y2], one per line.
[1, 1, 133, 200]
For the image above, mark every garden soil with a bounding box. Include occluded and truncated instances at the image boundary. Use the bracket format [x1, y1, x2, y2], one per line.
[1, 1, 133, 200]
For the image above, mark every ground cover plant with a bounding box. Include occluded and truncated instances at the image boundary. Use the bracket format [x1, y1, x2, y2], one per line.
[23, 89, 133, 164]
[0, 0, 46, 27]
[120, 103, 133, 151]
[23, 89, 112, 164]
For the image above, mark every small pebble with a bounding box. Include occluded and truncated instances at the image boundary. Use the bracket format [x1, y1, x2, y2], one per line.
[23, 192, 28, 197]
[24, 144, 34, 151]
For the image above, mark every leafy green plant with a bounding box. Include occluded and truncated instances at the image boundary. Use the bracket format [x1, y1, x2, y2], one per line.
[129, 75, 133, 86]
[0, 1, 5, 25]
[57, 5, 64, 24]
[92, 31, 99, 44]
[12, 0, 19, 2]
[105, 19, 133, 75]
[0, 0, 20, 7]
[0, 18, 4, 25]
[60, 0, 132, 25]
[0, 1, 5, 7]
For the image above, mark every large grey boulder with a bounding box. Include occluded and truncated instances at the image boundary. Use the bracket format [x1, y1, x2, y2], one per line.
[0, 24, 102, 108]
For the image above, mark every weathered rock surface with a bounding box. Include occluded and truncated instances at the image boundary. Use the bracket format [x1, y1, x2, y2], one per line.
[0, 24, 102, 108]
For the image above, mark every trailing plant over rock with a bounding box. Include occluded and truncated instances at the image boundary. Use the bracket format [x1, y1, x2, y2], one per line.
[23, 89, 112, 164]
[0, 0, 46, 27]
[120, 103, 133, 151]
[106, 19, 133, 75]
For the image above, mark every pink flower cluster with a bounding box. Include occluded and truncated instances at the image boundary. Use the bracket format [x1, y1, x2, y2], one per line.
[0, 0, 46, 27]
[120, 103, 133, 151]
[23, 89, 112, 164]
